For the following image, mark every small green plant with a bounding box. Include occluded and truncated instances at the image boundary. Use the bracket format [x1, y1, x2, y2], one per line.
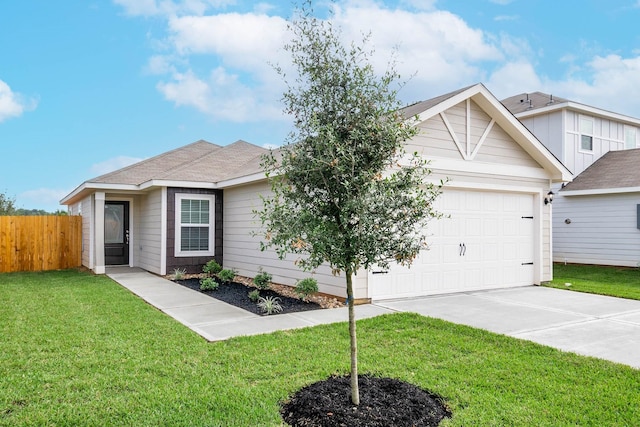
[295, 277, 318, 301]
[217, 268, 236, 284]
[253, 269, 272, 290]
[203, 259, 222, 276]
[199, 277, 220, 291]
[171, 267, 187, 281]
[248, 289, 261, 302]
[257, 296, 283, 315]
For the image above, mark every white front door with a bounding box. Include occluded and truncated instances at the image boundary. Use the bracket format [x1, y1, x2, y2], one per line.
[369, 189, 536, 299]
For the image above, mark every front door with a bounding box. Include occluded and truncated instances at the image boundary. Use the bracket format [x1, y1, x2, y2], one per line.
[105, 201, 130, 265]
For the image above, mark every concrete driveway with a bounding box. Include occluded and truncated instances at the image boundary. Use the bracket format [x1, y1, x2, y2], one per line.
[376, 286, 640, 369]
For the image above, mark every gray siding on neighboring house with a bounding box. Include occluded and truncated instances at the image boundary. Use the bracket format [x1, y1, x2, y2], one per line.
[136, 191, 163, 274]
[222, 181, 360, 299]
[563, 110, 626, 176]
[519, 111, 564, 166]
[166, 187, 223, 274]
[553, 193, 640, 267]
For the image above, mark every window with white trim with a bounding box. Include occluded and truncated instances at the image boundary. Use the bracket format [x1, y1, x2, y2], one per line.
[579, 116, 593, 151]
[175, 194, 215, 257]
[625, 126, 637, 149]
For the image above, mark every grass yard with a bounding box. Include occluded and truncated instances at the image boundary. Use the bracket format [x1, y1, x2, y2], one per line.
[1, 270, 639, 426]
[548, 263, 640, 300]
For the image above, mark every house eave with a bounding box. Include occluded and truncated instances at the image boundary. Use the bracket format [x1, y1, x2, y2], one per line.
[410, 84, 572, 183]
[515, 102, 640, 126]
[60, 182, 141, 206]
[561, 186, 640, 196]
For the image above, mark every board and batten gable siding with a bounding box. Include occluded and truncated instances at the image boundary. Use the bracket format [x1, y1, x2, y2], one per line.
[407, 100, 542, 169]
[223, 180, 366, 300]
[518, 111, 564, 165]
[564, 110, 627, 176]
[134, 190, 163, 275]
[552, 193, 640, 267]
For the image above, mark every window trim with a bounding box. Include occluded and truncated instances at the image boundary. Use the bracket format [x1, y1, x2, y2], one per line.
[174, 193, 215, 257]
[579, 116, 594, 152]
[625, 126, 637, 149]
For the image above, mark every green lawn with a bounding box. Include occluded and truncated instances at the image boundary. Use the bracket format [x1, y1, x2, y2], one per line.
[548, 263, 640, 300]
[1, 270, 639, 426]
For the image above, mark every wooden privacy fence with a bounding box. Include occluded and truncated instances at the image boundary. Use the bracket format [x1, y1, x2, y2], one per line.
[0, 216, 82, 273]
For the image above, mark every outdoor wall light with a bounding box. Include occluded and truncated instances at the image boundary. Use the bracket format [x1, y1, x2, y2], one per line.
[544, 190, 554, 205]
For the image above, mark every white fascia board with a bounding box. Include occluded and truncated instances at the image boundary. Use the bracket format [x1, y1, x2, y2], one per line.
[561, 186, 640, 196]
[138, 180, 218, 190]
[516, 102, 640, 126]
[412, 84, 483, 124]
[429, 178, 544, 194]
[60, 182, 140, 205]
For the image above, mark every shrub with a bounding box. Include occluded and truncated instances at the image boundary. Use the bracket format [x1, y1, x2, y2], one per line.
[253, 269, 273, 290]
[257, 296, 283, 315]
[217, 269, 236, 284]
[171, 267, 187, 281]
[199, 277, 220, 291]
[248, 289, 261, 302]
[295, 277, 318, 301]
[203, 259, 222, 276]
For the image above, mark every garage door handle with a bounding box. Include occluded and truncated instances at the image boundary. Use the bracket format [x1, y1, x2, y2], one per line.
[372, 271, 388, 274]
[521, 262, 534, 265]
[459, 243, 466, 256]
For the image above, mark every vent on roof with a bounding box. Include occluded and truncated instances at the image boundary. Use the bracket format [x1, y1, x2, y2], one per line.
[520, 94, 533, 109]
[546, 94, 555, 106]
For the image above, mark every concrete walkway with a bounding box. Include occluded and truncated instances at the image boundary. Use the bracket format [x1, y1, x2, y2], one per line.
[106, 268, 394, 341]
[107, 268, 640, 369]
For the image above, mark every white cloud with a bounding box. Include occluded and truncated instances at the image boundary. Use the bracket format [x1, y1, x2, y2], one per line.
[90, 156, 145, 175]
[0, 80, 37, 123]
[19, 188, 70, 211]
[157, 67, 283, 121]
[486, 61, 543, 99]
[549, 54, 640, 116]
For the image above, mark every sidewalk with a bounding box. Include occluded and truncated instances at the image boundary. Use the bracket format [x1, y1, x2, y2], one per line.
[106, 268, 394, 341]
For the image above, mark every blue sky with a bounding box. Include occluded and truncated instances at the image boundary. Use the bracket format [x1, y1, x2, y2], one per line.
[2, 0, 640, 212]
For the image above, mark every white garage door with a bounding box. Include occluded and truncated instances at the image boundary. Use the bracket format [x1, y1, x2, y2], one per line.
[369, 189, 535, 300]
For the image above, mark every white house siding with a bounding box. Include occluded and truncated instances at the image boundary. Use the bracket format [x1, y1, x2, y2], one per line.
[553, 193, 640, 267]
[135, 189, 163, 275]
[223, 181, 366, 300]
[79, 196, 92, 269]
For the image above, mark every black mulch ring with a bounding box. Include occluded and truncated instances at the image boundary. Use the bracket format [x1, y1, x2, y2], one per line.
[174, 278, 322, 315]
[281, 374, 452, 427]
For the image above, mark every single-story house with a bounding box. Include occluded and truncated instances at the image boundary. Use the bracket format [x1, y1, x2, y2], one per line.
[554, 148, 640, 267]
[61, 83, 571, 301]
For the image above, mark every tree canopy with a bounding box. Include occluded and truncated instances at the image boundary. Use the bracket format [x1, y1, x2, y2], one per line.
[257, 1, 443, 405]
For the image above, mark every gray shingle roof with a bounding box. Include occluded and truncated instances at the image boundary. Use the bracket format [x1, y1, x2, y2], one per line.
[561, 148, 640, 191]
[501, 92, 570, 115]
[89, 139, 268, 186]
[401, 84, 476, 118]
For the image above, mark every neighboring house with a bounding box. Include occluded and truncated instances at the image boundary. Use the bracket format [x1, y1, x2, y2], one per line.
[502, 92, 640, 267]
[61, 83, 570, 301]
[550, 148, 640, 267]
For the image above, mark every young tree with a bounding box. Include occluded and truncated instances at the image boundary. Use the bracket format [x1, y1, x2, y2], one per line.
[0, 191, 16, 215]
[257, 2, 443, 405]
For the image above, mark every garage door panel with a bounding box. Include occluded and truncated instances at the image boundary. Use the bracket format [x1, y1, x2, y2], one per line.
[369, 189, 537, 299]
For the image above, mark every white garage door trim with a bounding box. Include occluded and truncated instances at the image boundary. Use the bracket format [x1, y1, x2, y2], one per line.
[369, 188, 540, 300]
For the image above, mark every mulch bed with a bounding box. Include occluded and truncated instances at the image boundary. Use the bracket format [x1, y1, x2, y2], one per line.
[174, 278, 323, 315]
[281, 374, 452, 426]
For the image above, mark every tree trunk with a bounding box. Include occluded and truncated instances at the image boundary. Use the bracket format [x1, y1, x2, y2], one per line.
[346, 267, 360, 406]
